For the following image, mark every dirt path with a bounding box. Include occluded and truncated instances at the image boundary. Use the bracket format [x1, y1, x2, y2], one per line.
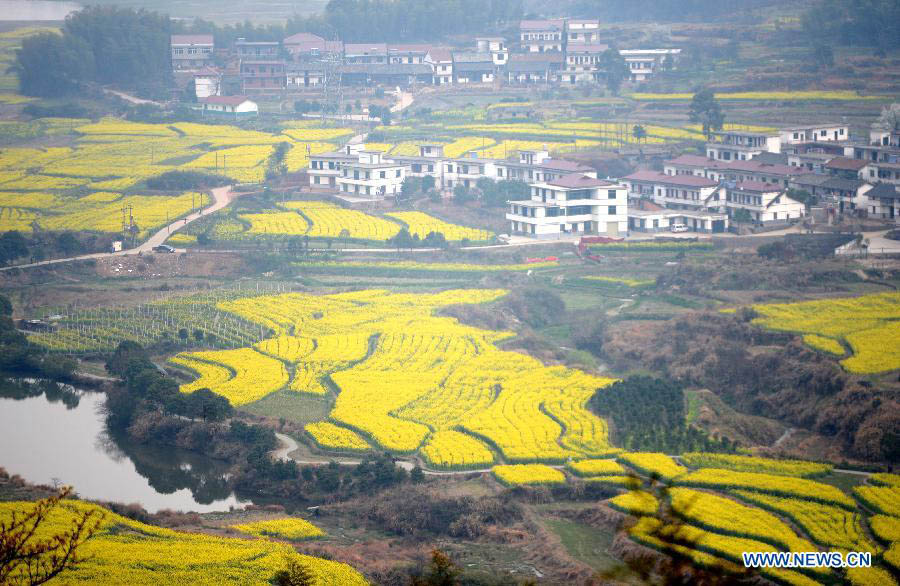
[0, 186, 236, 272]
[102, 88, 163, 107]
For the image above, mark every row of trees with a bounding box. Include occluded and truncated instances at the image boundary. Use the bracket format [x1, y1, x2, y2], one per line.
[802, 0, 900, 53]
[14, 6, 171, 98]
[590, 375, 736, 453]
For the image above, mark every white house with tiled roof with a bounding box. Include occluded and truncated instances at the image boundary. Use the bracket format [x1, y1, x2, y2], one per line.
[726, 181, 805, 223]
[506, 174, 627, 238]
[622, 170, 722, 212]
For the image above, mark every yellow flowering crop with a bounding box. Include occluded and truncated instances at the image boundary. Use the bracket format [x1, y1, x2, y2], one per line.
[753, 292, 900, 373]
[669, 488, 817, 553]
[443, 136, 496, 158]
[802, 334, 845, 355]
[281, 127, 354, 141]
[212, 289, 616, 462]
[870, 514, 900, 542]
[492, 464, 565, 485]
[230, 517, 325, 540]
[853, 485, 900, 516]
[871, 473, 900, 487]
[0, 499, 366, 585]
[240, 211, 309, 236]
[680, 453, 832, 477]
[386, 211, 493, 241]
[421, 430, 494, 469]
[281, 201, 401, 240]
[305, 421, 371, 451]
[567, 458, 625, 477]
[292, 260, 558, 272]
[675, 468, 857, 509]
[171, 348, 289, 406]
[618, 452, 687, 481]
[733, 490, 877, 553]
[583, 276, 654, 287]
[608, 490, 658, 515]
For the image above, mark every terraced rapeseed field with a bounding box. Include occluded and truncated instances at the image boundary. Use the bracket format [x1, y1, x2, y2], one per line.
[386, 211, 494, 241]
[173, 289, 618, 466]
[0, 499, 366, 585]
[680, 453, 832, 477]
[230, 518, 325, 540]
[752, 292, 900, 373]
[492, 464, 565, 485]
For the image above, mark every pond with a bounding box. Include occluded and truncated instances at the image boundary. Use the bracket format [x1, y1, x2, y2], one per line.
[0, 1, 81, 21]
[0, 379, 246, 513]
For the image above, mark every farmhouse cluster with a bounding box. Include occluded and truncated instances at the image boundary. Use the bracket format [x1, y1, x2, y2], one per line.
[171, 18, 678, 99]
[306, 123, 900, 239]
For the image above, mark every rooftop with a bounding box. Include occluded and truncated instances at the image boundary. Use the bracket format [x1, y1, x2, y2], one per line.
[171, 34, 214, 45]
[822, 177, 868, 191]
[199, 95, 254, 106]
[623, 170, 718, 188]
[866, 182, 900, 200]
[429, 47, 453, 62]
[344, 43, 388, 54]
[283, 32, 324, 45]
[520, 19, 565, 31]
[341, 63, 432, 75]
[824, 157, 869, 171]
[546, 173, 615, 189]
[732, 181, 783, 193]
[540, 159, 593, 172]
[566, 44, 610, 53]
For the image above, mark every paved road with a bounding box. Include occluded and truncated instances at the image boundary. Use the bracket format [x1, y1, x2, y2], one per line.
[0, 186, 235, 272]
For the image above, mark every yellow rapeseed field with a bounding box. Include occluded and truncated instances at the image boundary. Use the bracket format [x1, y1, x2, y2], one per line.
[0, 499, 366, 585]
[492, 464, 565, 485]
[230, 518, 325, 540]
[752, 292, 900, 373]
[386, 211, 494, 241]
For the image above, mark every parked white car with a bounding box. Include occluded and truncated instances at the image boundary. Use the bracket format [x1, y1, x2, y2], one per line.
[670, 223, 689, 233]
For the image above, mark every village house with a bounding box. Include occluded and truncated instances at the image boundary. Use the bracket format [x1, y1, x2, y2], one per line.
[486, 104, 539, 121]
[475, 37, 508, 66]
[862, 182, 900, 219]
[820, 177, 873, 213]
[726, 182, 805, 223]
[619, 49, 680, 81]
[341, 63, 434, 86]
[566, 19, 601, 45]
[452, 53, 495, 84]
[235, 39, 280, 59]
[706, 129, 781, 161]
[495, 150, 596, 183]
[191, 67, 221, 98]
[824, 156, 874, 180]
[389, 144, 445, 187]
[240, 60, 285, 92]
[308, 145, 363, 190]
[519, 19, 565, 53]
[622, 170, 721, 212]
[663, 155, 799, 186]
[779, 124, 849, 145]
[429, 48, 453, 85]
[337, 150, 407, 198]
[283, 32, 342, 61]
[628, 199, 728, 233]
[506, 174, 628, 238]
[171, 35, 214, 70]
[563, 44, 609, 84]
[505, 53, 564, 84]
[196, 96, 258, 118]
[443, 154, 498, 189]
[344, 43, 388, 64]
[285, 62, 325, 89]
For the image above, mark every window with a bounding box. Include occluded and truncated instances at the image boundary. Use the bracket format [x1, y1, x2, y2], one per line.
[608, 189, 617, 199]
[396, 170, 401, 177]
[608, 206, 617, 215]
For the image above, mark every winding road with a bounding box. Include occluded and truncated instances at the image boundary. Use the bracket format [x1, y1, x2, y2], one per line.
[0, 185, 236, 272]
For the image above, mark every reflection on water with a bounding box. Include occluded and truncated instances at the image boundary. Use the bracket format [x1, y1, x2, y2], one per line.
[0, 379, 244, 512]
[0, 0, 81, 21]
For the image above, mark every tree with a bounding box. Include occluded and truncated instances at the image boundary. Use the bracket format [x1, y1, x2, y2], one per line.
[877, 103, 900, 133]
[178, 328, 189, 342]
[272, 553, 314, 586]
[600, 48, 629, 94]
[731, 208, 753, 224]
[632, 124, 647, 144]
[689, 88, 725, 139]
[452, 184, 474, 205]
[410, 465, 424, 483]
[55, 232, 81, 256]
[12, 32, 94, 97]
[0, 231, 29, 266]
[193, 329, 204, 342]
[421, 175, 436, 191]
[0, 487, 104, 585]
[412, 549, 461, 586]
[400, 176, 423, 202]
[0, 295, 11, 317]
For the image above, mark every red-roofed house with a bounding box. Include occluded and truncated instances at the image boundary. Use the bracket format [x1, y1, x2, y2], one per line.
[429, 47, 453, 84]
[506, 173, 627, 238]
[825, 156, 874, 179]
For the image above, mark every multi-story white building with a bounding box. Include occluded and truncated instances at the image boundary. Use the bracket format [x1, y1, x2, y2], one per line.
[308, 144, 363, 189]
[506, 174, 628, 238]
[429, 48, 453, 85]
[443, 155, 497, 189]
[171, 35, 214, 71]
[706, 130, 781, 161]
[566, 19, 601, 45]
[726, 181, 805, 223]
[495, 150, 596, 183]
[519, 19, 565, 52]
[337, 150, 407, 198]
[779, 124, 849, 146]
[622, 171, 721, 211]
[619, 49, 680, 81]
[475, 37, 508, 65]
[563, 44, 609, 84]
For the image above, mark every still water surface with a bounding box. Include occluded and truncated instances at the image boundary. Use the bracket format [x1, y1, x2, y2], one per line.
[0, 384, 245, 512]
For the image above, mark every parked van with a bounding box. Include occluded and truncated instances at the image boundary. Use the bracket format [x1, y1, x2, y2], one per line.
[670, 223, 689, 233]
